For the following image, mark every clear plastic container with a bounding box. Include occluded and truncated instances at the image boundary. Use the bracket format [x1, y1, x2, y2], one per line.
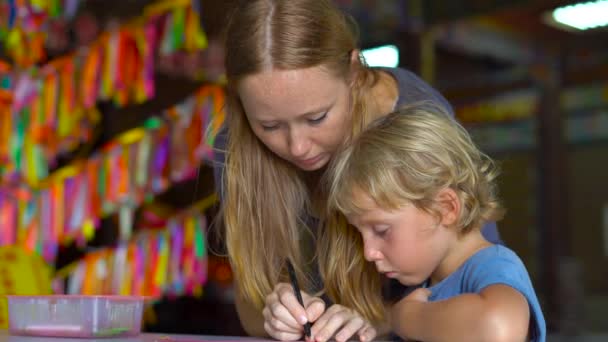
[7, 295, 145, 338]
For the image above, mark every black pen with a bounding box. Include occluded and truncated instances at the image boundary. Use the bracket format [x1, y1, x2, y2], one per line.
[286, 259, 312, 339]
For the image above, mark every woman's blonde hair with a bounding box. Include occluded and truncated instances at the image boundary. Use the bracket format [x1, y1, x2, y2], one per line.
[323, 102, 506, 321]
[221, 0, 382, 311]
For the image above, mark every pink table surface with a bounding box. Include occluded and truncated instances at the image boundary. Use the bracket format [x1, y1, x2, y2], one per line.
[0, 331, 275, 342]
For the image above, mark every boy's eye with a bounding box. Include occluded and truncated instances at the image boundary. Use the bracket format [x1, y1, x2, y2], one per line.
[307, 112, 327, 124]
[373, 225, 390, 236]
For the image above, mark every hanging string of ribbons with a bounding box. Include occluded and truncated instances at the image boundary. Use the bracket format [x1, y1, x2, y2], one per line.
[54, 209, 209, 299]
[0, 0, 209, 186]
[1, 0, 206, 68]
[0, 84, 224, 264]
[0, 0, 83, 68]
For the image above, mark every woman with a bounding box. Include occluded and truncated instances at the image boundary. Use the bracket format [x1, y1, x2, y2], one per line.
[215, 0, 502, 340]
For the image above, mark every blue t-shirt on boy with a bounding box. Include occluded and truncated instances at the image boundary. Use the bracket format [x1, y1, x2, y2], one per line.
[427, 245, 546, 342]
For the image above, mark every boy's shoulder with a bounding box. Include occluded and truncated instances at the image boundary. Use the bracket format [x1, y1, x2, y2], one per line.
[465, 244, 524, 270]
[461, 245, 530, 289]
[430, 245, 546, 341]
[430, 245, 531, 297]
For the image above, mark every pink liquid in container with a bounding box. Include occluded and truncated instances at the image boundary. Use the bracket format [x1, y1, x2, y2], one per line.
[7, 295, 145, 338]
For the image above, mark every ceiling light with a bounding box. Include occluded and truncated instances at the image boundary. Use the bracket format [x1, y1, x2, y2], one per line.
[362, 45, 399, 68]
[550, 0, 608, 30]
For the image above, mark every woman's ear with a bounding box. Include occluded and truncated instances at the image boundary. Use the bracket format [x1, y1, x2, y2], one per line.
[350, 49, 361, 66]
[348, 49, 362, 85]
[435, 188, 461, 228]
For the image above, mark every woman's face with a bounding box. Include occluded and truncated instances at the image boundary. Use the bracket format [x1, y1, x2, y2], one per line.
[238, 66, 352, 171]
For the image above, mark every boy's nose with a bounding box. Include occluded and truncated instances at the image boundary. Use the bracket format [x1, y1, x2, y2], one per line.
[363, 243, 383, 262]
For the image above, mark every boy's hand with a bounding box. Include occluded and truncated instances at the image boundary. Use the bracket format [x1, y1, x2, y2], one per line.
[404, 287, 431, 303]
[263, 282, 325, 341]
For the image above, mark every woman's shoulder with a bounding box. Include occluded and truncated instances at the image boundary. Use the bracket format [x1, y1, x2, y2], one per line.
[378, 67, 454, 116]
[378, 67, 427, 88]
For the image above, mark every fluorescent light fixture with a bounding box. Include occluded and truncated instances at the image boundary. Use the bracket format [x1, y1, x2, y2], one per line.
[362, 45, 399, 68]
[551, 0, 608, 30]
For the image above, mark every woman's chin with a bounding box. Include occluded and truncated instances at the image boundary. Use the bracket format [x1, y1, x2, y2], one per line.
[293, 154, 329, 171]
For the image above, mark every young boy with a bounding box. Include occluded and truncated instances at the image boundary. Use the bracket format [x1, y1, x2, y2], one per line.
[325, 102, 546, 341]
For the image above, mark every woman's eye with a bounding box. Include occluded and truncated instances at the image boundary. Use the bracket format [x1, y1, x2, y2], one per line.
[307, 112, 327, 125]
[261, 124, 280, 131]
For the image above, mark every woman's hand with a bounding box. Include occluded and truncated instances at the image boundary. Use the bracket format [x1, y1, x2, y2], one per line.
[311, 304, 377, 342]
[262, 283, 325, 341]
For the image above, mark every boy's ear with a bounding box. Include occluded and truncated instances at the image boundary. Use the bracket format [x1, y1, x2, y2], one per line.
[435, 188, 460, 227]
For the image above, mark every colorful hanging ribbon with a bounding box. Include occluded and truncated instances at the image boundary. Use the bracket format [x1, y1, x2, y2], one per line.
[55, 210, 209, 298]
[1, 0, 85, 67]
[0, 84, 225, 264]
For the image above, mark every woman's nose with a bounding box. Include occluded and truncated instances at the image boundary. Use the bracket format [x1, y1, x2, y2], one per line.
[288, 128, 311, 158]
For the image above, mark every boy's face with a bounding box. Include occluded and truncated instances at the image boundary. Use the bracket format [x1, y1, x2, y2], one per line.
[346, 190, 456, 286]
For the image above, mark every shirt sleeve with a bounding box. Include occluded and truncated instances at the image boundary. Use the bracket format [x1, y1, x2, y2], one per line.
[465, 252, 530, 293]
[463, 249, 546, 341]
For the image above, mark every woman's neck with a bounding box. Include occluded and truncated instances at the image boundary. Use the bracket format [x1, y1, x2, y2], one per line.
[301, 167, 326, 218]
[371, 69, 399, 120]
[302, 169, 322, 190]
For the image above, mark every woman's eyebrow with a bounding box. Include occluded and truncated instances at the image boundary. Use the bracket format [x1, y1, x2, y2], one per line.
[296, 105, 330, 118]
